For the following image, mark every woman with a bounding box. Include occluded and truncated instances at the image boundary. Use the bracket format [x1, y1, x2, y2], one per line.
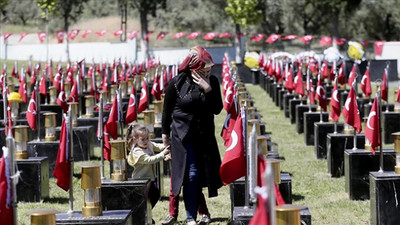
[162, 46, 223, 225]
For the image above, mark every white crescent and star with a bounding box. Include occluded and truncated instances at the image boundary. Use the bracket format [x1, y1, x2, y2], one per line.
[333, 90, 339, 102]
[367, 111, 376, 130]
[28, 98, 37, 115]
[129, 94, 136, 107]
[345, 98, 351, 111]
[223, 113, 231, 129]
[224, 87, 232, 104]
[361, 75, 367, 85]
[226, 130, 238, 152]
[140, 87, 147, 100]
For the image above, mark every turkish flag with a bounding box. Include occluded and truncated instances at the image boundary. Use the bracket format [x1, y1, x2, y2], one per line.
[56, 30, 64, 43]
[39, 72, 47, 96]
[172, 32, 186, 39]
[335, 37, 347, 45]
[106, 93, 120, 140]
[156, 31, 168, 40]
[338, 62, 346, 85]
[374, 41, 385, 56]
[0, 148, 14, 225]
[321, 60, 329, 78]
[26, 62, 32, 77]
[53, 117, 71, 191]
[19, 71, 27, 103]
[125, 86, 137, 124]
[219, 32, 231, 38]
[101, 65, 109, 92]
[342, 82, 362, 133]
[37, 31, 46, 43]
[397, 85, 400, 103]
[68, 29, 79, 40]
[11, 62, 17, 78]
[221, 98, 238, 145]
[360, 67, 372, 97]
[81, 29, 92, 38]
[250, 33, 265, 42]
[103, 125, 111, 161]
[138, 79, 148, 114]
[330, 79, 341, 122]
[315, 75, 327, 111]
[381, 67, 388, 102]
[307, 78, 315, 104]
[220, 112, 246, 185]
[57, 78, 68, 113]
[68, 80, 78, 103]
[284, 66, 294, 93]
[19, 32, 28, 42]
[151, 74, 162, 101]
[282, 34, 298, 40]
[265, 34, 281, 44]
[347, 63, 356, 87]
[95, 29, 107, 37]
[113, 29, 124, 36]
[26, 89, 37, 130]
[3, 33, 12, 43]
[319, 36, 332, 46]
[365, 97, 380, 154]
[53, 72, 61, 92]
[294, 68, 304, 95]
[127, 30, 139, 40]
[256, 155, 285, 205]
[223, 80, 235, 112]
[203, 32, 218, 40]
[186, 32, 201, 39]
[300, 35, 314, 44]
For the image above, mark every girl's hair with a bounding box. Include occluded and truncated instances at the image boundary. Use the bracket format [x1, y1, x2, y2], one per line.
[125, 122, 149, 151]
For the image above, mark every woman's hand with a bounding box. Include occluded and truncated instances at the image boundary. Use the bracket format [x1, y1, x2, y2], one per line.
[192, 70, 212, 93]
[162, 134, 170, 148]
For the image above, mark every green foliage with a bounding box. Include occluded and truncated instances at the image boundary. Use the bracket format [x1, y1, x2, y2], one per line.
[225, 0, 263, 28]
[4, 0, 41, 25]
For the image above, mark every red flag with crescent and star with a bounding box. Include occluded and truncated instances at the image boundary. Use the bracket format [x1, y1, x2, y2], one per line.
[26, 89, 37, 130]
[360, 67, 372, 97]
[330, 78, 341, 122]
[342, 81, 362, 133]
[138, 79, 148, 114]
[365, 96, 380, 154]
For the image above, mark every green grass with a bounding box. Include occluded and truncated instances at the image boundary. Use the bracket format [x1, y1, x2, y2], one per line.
[16, 82, 397, 224]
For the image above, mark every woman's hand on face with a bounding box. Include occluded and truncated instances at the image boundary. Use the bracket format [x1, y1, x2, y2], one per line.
[192, 70, 212, 93]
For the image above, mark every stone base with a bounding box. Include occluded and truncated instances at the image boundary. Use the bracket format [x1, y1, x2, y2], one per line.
[314, 122, 344, 159]
[345, 149, 396, 200]
[77, 117, 100, 147]
[304, 112, 329, 146]
[279, 173, 292, 204]
[16, 157, 49, 202]
[56, 125, 95, 160]
[232, 206, 254, 225]
[382, 112, 400, 144]
[289, 99, 306, 124]
[56, 210, 133, 225]
[327, 133, 365, 177]
[296, 105, 317, 134]
[370, 172, 400, 225]
[101, 179, 150, 225]
[27, 141, 59, 177]
[278, 88, 286, 108]
[283, 94, 296, 118]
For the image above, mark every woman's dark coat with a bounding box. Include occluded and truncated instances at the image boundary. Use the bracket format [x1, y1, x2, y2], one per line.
[162, 71, 223, 197]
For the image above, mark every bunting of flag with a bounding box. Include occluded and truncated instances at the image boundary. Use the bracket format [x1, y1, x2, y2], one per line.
[265, 34, 281, 44]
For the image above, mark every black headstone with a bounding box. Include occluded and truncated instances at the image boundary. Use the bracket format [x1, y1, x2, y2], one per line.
[283, 93, 296, 118]
[296, 105, 317, 134]
[289, 99, 306, 124]
[314, 122, 344, 159]
[56, 210, 133, 225]
[382, 112, 400, 144]
[304, 112, 329, 146]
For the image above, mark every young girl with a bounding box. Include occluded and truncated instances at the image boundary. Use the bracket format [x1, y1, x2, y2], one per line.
[126, 123, 170, 212]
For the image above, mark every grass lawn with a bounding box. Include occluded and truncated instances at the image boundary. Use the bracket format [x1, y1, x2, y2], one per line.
[16, 82, 396, 224]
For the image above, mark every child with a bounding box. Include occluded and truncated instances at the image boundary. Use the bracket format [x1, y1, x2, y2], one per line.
[126, 123, 170, 212]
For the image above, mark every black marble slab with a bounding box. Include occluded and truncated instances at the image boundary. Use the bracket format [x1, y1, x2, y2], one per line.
[278, 88, 286, 108]
[314, 122, 344, 159]
[77, 117, 100, 147]
[370, 172, 400, 225]
[232, 206, 254, 225]
[339, 89, 349, 109]
[230, 173, 292, 217]
[300, 207, 312, 225]
[266, 77, 273, 94]
[327, 133, 365, 177]
[259, 73, 266, 91]
[382, 112, 400, 144]
[345, 149, 396, 200]
[27, 141, 59, 176]
[296, 105, 317, 134]
[364, 103, 395, 119]
[56, 210, 133, 225]
[273, 84, 282, 105]
[289, 99, 307, 124]
[40, 104, 63, 127]
[357, 98, 373, 119]
[101, 179, 150, 225]
[55, 125, 95, 161]
[304, 112, 329, 146]
[16, 157, 49, 202]
[251, 69, 260, 84]
[283, 93, 296, 118]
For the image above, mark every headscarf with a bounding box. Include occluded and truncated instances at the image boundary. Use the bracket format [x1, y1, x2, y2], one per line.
[178, 46, 214, 73]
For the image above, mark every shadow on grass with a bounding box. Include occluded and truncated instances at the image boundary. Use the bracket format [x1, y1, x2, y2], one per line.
[292, 193, 305, 201]
[45, 197, 69, 204]
[212, 217, 230, 223]
[73, 173, 82, 179]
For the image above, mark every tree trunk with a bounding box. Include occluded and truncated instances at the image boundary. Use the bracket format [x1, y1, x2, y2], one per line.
[64, 15, 70, 62]
[332, 8, 339, 49]
[235, 23, 242, 64]
[140, 10, 149, 63]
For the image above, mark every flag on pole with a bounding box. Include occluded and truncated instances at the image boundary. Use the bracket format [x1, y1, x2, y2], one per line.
[18, 69, 27, 103]
[57, 77, 68, 113]
[381, 66, 388, 102]
[39, 71, 47, 96]
[37, 31, 46, 43]
[347, 63, 356, 87]
[360, 67, 372, 97]
[26, 89, 37, 130]
[125, 85, 137, 124]
[365, 96, 380, 154]
[342, 81, 362, 133]
[138, 79, 148, 114]
[105, 92, 119, 139]
[330, 78, 341, 122]
[315, 74, 327, 111]
[338, 62, 346, 85]
[56, 30, 64, 43]
[68, 80, 78, 103]
[294, 67, 304, 95]
[53, 116, 71, 191]
[0, 147, 14, 225]
[151, 73, 162, 101]
[220, 110, 246, 185]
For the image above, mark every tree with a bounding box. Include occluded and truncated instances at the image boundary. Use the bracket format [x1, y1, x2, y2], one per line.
[5, 0, 41, 26]
[37, 0, 88, 62]
[225, 0, 262, 63]
[128, 0, 166, 62]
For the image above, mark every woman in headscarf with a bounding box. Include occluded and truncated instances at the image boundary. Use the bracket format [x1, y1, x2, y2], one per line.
[162, 46, 223, 225]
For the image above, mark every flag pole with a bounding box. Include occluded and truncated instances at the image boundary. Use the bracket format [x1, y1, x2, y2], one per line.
[377, 84, 384, 172]
[352, 68, 359, 151]
[67, 107, 74, 214]
[264, 163, 276, 225]
[385, 62, 390, 112]
[36, 80, 41, 141]
[3, 71, 7, 128]
[243, 103, 250, 208]
[118, 86, 124, 139]
[334, 71, 338, 134]
[248, 123, 257, 204]
[98, 92, 105, 179]
[307, 66, 312, 112]
[6, 127, 18, 225]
